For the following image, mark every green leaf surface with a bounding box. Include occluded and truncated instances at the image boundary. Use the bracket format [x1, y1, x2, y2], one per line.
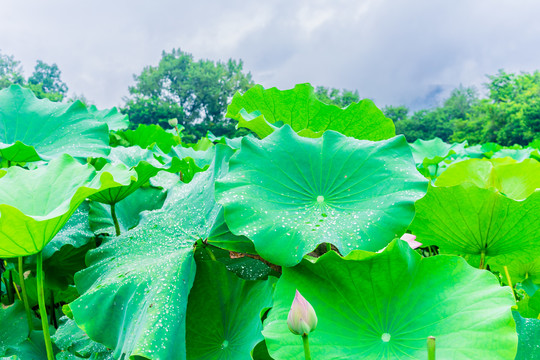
[226, 84, 394, 140]
[0, 154, 134, 257]
[186, 260, 276, 360]
[263, 240, 517, 360]
[491, 257, 540, 285]
[52, 317, 113, 360]
[513, 311, 540, 360]
[0, 85, 110, 162]
[69, 145, 234, 360]
[89, 186, 166, 236]
[89, 146, 177, 204]
[3, 331, 47, 360]
[216, 125, 427, 266]
[409, 137, 467, 165]
[0, 301, 28, 356]
[411, 160, 540, 267]
[88, 105, 129, 131]
[114, 124, 180, 152]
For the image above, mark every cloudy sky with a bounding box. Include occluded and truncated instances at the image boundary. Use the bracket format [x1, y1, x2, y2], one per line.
[1, 0, 540, 110]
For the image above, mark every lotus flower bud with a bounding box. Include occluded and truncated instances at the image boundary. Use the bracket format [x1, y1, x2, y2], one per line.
[287, 290, 318, 336]
[168, 118, 178, 127]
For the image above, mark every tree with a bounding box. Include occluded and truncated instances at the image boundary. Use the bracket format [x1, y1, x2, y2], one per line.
[27, 60, 68, 100]
[383, 105, 409, 123]
[0, 50, 24, 89]
[0, 51, 68, 102]
[314, 86, 360, 108]
[124, 48, 254, 140]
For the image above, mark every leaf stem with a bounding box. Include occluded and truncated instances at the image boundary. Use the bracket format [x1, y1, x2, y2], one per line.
[302, 334, 312, 360]
[36, 252, 54, 360]
[18, 257, 33, 334]
[479, 250, 486, 269]
[503, 266, 516, 301]
[7, 269, 14, 303]
[110, 203, 121, 236]
[427, 336, 436, 360]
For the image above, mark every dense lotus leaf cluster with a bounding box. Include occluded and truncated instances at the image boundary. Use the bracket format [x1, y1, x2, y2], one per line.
[0, 84, 538, 360]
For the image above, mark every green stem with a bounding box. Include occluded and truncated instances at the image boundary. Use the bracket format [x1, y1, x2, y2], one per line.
[7, 269, 14, 304]
[302, 334, 312, 360]
[205, 245, 217, 261]
[326, 243, 332, 253]
[110, 203, 121, 236]
[36, 252, 54, 360]
[50, 290, 58, 328]
[18, 257, 33, 334]
[503, 266, 516, 301]
[479, 250, 486, 270]
[427, 336, 436, 360]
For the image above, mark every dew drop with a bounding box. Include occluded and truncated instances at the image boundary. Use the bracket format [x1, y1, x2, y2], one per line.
[317, 195, 324, 203]
[381, 333, 391, 342]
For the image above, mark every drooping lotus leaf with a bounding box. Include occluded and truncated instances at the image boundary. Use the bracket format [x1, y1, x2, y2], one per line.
[491, 257, 540, 285]
[89, 186, 166, 235]
[215, 125, 427, 267]
[24, 202, 96, 290]
[513, 311, 540, 360]
[88, 105, 129, 131]
[89, 146, 178, 204]
[410, 159, 540, 267]
[0, 154, 134, 258]
[410, 138, 467, 165]
[226, 83, 394, 141]
[185, 260, 276, 359]
[161, 144, 216, 183]
[263, 239, 517, 360]
[52, 317, 113, 360]
[0, 301, 28, 356]
[113, 124, 181, 152]
[69, 145, 234, 360]
[0, 85, 110, 162]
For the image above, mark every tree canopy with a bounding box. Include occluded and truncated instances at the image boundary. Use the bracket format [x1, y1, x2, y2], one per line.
[0, 50, 68, 102]
[123, 48, 254, 141]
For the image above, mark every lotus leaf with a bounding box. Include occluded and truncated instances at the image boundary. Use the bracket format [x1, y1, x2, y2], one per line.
[411, 159, 540, 267]
[186, 260, 276, 359]
[0, 301, 28, 356]
[226, 83, 394, 141]
[113, 124, 180, 152]
[263, 240, 517, 360]
[0, 154, 134, 257]
[215, 125, 427, 266]
[52, 317, 113, 360]
[0, 85, 110, 162]
[69, 145, 234, 360]
[513, 311, 540, 360]
[89, 146, 177, 205]
[88, 105, 129, 131]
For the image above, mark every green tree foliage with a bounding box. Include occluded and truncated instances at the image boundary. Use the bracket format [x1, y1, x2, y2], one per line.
[0, 50, 68, 101]
[314, 86, 360, 108]
[124, 48, 254, 141]
[391, 71, 540, 146]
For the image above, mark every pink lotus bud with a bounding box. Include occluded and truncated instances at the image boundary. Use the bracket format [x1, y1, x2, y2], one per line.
[287, 290, 318, 336]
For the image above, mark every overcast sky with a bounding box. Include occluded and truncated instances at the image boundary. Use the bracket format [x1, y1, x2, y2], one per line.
[1, 0, 540, 111]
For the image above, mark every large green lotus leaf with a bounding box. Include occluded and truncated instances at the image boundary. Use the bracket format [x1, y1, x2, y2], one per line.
[88, 105, 129, 131]
[160, 145, 216, 183]
[226, 83, 394, 141]
[409, 138, 467, 165]
[185, 260, 276, 360]
[493, 148, 535, 162]
[113, 124, 181, 152]
[69, 145, 235, 360]
[411, 160, 540, 267]
[3, 331, 47, 360]
[0, 301, 28, 356]
[52, 317, 113, 360]
[436, 159, 540, 200]
[89, 186, 166, 236]
[89, 146, 178, 204]
[513, 311, 540, 360]
[491, 257, 540, 285]
[24, 202, 96, 290]
[0, 85, 110, 162]
[215, 125, 427, 267]
[0, 154, 134, 258]
[263, 239, 517, 360]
